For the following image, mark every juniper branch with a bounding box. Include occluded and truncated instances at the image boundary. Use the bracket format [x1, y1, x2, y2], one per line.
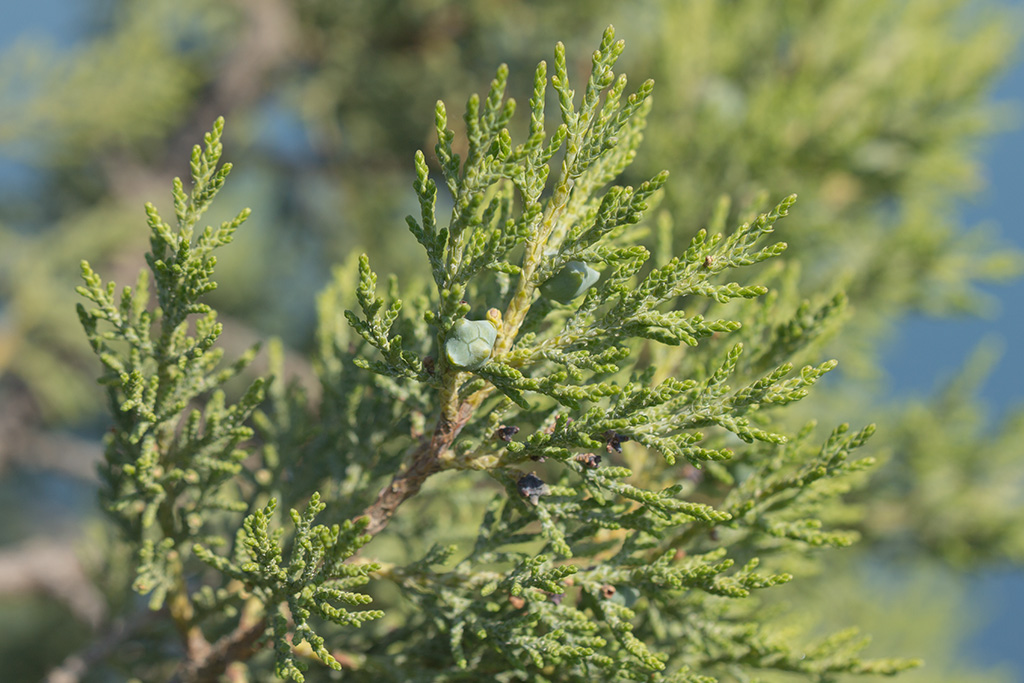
[169, 616, 268, 683]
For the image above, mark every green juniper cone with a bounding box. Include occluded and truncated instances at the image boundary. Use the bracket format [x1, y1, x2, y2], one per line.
[77, 26, 920, 682]
[541, 260, 602, 303]
[445, 311, 501, 370]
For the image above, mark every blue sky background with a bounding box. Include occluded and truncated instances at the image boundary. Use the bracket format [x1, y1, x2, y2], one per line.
[1, 1, 1022, 678]
[882, 53, 1024, 415]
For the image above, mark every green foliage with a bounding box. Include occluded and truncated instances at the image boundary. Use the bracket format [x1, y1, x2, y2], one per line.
[70, 28, 943, 680]
[76, 117, 261, 562]
[0, 2, 1008, 682]
[194, 495, 383, 681]
[76, 118, 384, 679]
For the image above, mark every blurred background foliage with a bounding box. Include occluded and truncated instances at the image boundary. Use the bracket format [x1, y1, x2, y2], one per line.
[1, 0, 1022, 680]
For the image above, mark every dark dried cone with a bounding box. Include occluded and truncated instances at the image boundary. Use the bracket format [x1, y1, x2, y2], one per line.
[603, 430, 629, 454]
[494, 425, 520, 442]
[517, 472, 550, 505]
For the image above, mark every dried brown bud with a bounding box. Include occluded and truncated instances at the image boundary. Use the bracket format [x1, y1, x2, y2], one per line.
[493, 425, 520, 442]
[517, 472, 550, 505]
[574, 452, 602, 469]
[544, 415, 573, 435]
[602, 430, 630, 454]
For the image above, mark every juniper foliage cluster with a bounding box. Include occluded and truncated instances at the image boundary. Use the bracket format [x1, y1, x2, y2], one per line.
[69, 29, 937, 682]
[5, 6, 1022, 611]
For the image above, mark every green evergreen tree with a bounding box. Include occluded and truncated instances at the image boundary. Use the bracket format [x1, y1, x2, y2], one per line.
[0, 2, 1021, 682]
[72, 31, 925, 680]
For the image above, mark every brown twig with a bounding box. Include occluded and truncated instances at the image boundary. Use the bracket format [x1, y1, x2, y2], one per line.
[169, 616, 269, 683]
[361, 399, 476, 536]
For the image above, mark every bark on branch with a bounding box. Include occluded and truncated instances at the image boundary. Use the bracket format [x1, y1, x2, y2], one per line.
[361, 399, 476, 536]
[169, 617, 268, 683]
